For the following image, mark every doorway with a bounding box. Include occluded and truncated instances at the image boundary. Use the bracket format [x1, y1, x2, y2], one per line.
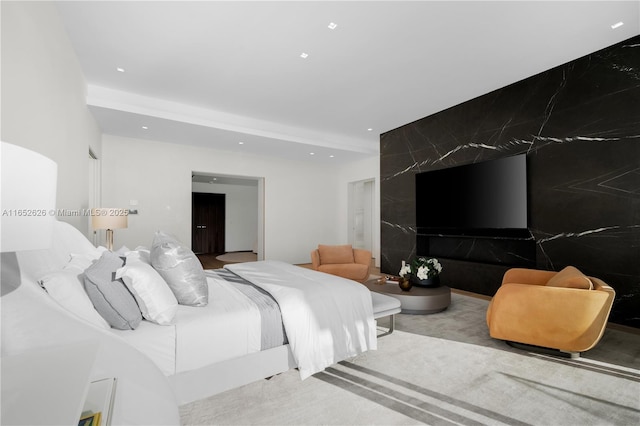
[192, 192, 225, 254]
[348, 179, 374, 253]
[191, 172, 264, 260]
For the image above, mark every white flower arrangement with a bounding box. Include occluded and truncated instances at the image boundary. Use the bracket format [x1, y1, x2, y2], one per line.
[399, 257, 443, 280]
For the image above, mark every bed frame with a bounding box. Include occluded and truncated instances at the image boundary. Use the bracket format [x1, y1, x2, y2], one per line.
[169, 345, 296, 404]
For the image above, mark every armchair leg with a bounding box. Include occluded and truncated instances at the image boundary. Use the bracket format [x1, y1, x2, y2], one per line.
[506, 341, 581, 359]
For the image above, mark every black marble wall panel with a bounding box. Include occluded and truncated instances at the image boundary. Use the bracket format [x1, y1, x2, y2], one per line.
[380, 35, 640, 328]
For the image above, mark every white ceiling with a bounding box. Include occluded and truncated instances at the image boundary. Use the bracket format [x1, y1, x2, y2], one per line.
[56, 1, 640, 164]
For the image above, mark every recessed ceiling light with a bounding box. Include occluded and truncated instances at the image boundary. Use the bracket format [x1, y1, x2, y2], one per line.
[141, 126, 148, 130]
[367, 128, 373, 132]
[309, 152, 315, 155]
[238, 141, 244, 145]
[611, 21, 624, 29]
[328, 22, 337, 30]
[116, 67, 125, 72]
[329, 155, 335, 158]
[300, 52, 309, 59]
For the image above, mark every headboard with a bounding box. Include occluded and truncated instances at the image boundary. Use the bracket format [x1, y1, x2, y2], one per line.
[16, 220, 101, 284]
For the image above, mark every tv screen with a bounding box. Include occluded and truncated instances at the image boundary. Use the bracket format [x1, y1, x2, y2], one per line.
[416, 154, 528, 236]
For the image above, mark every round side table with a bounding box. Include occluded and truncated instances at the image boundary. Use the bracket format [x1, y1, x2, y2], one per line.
[364, 280, 451, 314]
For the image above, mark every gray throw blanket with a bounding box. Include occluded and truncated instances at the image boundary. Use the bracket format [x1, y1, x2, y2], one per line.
[205, 269, 287, 349]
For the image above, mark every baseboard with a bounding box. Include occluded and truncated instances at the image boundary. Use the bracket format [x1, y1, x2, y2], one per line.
[606, 321, 640, 335]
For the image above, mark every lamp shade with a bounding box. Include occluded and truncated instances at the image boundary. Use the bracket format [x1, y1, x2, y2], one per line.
[1, 142, 57, 252]
[91, 208, 128, 230]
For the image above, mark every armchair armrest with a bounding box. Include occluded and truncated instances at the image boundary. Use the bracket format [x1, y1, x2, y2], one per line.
[310, 250, 320, 270]
[590, 276, 615, 294]
[353, 249, 372, 266]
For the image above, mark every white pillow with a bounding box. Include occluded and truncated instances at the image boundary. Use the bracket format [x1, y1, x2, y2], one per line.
[115, 245, 132, 256]
[150, 231, 208, 307]
[67, 246, 109, 270]
[125, 249, 151, 265]
[39, 269, 110, 329]
[116, 259, 178, 325]
[67, 253, 97, 271]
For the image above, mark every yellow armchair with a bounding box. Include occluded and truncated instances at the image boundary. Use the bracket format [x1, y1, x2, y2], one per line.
[486, 267, 615, 356]
[310, 244, 371, 283]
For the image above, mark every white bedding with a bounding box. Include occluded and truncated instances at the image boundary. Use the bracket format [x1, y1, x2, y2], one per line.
[226, 260, 377, 379]
[174, 274, 262, 374]
[116, 261, 377, 380]
[111, 319, 176, 375]
[113, 274, 264, 376]
[18, 221, 377, 385]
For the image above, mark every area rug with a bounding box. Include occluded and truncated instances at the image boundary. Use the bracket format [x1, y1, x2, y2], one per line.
[215, 251, 257, 263]
[180, 293, 640, 425]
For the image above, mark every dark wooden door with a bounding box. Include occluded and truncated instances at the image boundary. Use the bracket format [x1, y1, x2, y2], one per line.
[192, 192, 225, 254]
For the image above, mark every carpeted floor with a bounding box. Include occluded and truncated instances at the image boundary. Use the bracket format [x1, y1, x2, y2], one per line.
[179, 292, 640, 425]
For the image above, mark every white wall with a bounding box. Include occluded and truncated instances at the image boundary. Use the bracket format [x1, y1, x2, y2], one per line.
[0, 2, 380, 261]
[1, 1, 102, 235]
[102, 135, 376, 264]
[192, 181, 258, 252]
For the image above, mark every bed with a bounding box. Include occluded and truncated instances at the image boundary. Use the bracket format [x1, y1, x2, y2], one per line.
[1, 142, 400, 424]
[9, 220, 400, 407]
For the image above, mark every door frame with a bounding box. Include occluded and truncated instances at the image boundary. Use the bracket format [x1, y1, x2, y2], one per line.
[191, 172, 264, 260]
[348, 178, 375, 254]
[88, 148, 100, 246]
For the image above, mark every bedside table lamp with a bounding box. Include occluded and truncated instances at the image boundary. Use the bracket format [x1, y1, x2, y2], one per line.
[1, 141, 57, 297]
[91, 208, 128, 251]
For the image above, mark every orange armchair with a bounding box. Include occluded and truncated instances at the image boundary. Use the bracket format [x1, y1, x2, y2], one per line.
[486, 266, 615, 357]
[310, 244, 371, 283]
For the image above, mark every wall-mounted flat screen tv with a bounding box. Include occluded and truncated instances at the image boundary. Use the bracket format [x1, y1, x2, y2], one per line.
[415, 154, 528, 237]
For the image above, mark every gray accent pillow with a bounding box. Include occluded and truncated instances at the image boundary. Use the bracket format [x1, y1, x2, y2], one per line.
[150, 231, 208, 307]
[84, 251, 142, 330]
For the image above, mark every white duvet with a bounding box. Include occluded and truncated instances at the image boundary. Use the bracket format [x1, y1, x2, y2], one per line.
[226, 260, 377, 379]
